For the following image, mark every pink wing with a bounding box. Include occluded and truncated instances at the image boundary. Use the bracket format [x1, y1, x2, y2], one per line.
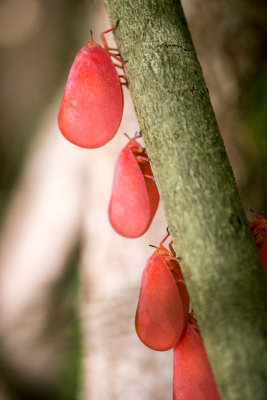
[173, 323, 221, 400]
[136, 254, 186, 351]
[58, 44, 123, 148]
[109, 144, 159, 238]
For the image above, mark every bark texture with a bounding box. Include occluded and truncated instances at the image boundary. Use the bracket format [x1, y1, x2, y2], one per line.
[104, 1, 267, 399]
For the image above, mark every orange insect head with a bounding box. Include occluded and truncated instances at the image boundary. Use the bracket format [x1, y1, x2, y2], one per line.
[151, 232, 181, 278]
[124, 132, 145, 158]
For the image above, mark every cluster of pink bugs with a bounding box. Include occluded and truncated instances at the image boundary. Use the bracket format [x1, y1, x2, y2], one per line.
[57, 23, 267, 400]
[58, 24, 159, 237]
[135, 233, 221, 399]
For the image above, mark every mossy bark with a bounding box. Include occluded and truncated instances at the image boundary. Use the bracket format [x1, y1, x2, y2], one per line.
[104, 1, 267, 399]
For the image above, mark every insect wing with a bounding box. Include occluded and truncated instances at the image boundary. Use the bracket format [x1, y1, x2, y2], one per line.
[109, 145, 155, 238]
[58, 44, 123, 148]
[135, 254, 186, 351]
[173, 323, 221, 400]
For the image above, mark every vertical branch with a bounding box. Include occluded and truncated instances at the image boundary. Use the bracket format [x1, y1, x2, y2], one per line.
[104, 1, 267, 399]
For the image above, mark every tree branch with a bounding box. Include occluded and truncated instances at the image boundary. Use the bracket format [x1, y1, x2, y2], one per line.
[104, 1, 267, 399]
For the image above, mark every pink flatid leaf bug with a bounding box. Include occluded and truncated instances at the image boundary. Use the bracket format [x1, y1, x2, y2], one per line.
[58, 23, 125, 149]
[108, 135, 160, 238]
[135, 233, 190, 351]
[173, 319, 221, 400]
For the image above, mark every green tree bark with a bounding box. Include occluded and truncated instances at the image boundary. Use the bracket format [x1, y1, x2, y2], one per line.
[104, 1, 267, 399]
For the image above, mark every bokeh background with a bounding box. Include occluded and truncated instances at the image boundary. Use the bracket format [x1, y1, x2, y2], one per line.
[0, 0, 266, 399]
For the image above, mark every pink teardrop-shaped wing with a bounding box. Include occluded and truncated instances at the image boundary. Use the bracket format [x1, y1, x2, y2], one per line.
[58, 43, 123, 149]
[109, 144, 159, 238]
[135, 254, 186, 351]
[173, 323, 221, 400]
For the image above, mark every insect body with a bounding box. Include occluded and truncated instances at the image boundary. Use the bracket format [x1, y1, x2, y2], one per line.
[58, 26, 124, 148]
[108, 136, 159, 238]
